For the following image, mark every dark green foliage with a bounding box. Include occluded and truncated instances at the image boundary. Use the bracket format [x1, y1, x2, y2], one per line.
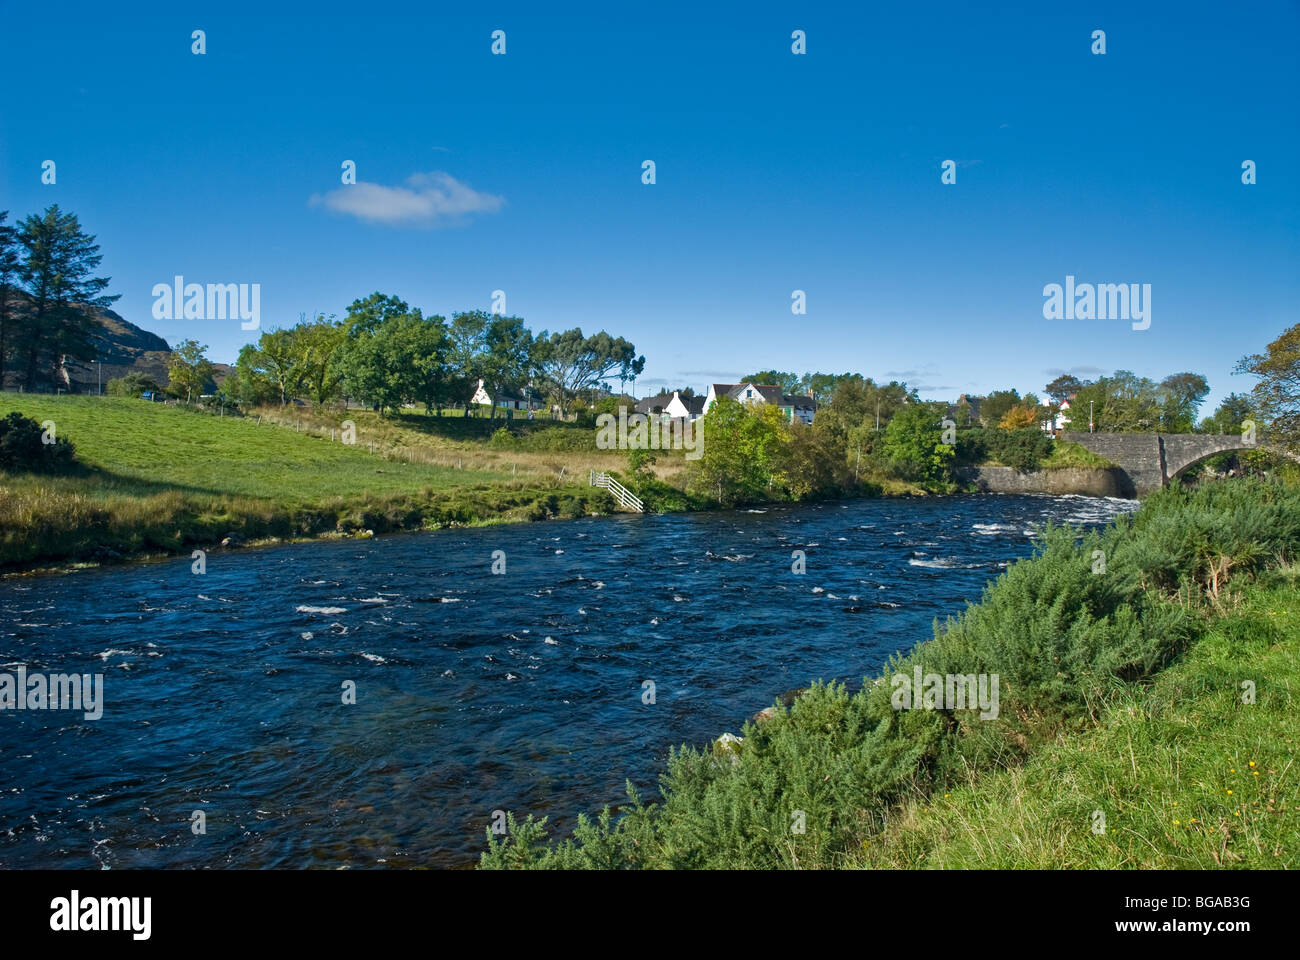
[0, 411, 77, 472]
[879, 402, 954, 483]
[12, 205, 118, 393]
[957, 427, 1053, 471]
[513, 425, 596, 452]
[481, 479, 1300, 869]
[106, 372, 161, 397]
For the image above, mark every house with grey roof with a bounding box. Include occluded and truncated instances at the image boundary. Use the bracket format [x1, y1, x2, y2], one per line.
[704, 382, 816, 424]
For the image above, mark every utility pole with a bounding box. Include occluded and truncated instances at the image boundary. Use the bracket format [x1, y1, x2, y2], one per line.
[1089, 400, 1095, 433]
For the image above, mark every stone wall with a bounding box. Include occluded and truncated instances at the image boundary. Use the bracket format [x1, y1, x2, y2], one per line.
[1061, 432, 1164, 495]
[957, 465, 1135, 499]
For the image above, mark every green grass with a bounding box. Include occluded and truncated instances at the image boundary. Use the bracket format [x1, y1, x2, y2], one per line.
[1042, 440, 1115, 470]
[0, 395, 618, 569]
[6, 395, 507, 503]
[855, 574, 1299, 868]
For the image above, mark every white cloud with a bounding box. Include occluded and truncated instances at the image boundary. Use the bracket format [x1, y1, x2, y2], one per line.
[310, 171, 504, 227]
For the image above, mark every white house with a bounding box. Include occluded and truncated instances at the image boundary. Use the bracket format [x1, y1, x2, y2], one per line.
[472, 379, 543, 411]
[704, 382, 816, 424]
[1043, 397, 1073, 434]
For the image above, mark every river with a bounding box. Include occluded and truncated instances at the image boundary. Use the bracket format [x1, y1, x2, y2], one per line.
[0, 493, 1136, 868]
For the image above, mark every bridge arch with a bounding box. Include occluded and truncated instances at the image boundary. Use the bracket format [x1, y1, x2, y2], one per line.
[1061, 432, 1290, 497]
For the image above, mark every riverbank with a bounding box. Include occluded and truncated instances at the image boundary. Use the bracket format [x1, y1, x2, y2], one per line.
[0, 395, 1154, 575]
[0, 395, 936, 574]
[0, 395, 627, 573]
[854, 573, 1300, 867]
[481, 479, 1300, 869]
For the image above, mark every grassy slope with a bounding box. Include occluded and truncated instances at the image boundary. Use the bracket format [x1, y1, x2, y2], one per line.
[6, 395, 508, 503]
[248, 403, 645, 484]
[1041, 440, 1114, 469]
[857, 576, 1300, 868]
[0, 395, 619, 569]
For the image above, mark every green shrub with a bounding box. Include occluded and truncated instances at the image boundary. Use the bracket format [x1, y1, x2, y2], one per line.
[489, 426, 517, 448]
[515, 426, 595, 452]
[0, 411, 77, 472]
[106, 372, 161, 397]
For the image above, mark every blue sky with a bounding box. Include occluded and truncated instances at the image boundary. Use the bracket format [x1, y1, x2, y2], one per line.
[2, 1, 1296, 413]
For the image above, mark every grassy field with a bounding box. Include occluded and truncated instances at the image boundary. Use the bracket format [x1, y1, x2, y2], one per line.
[855, 574, 1300, 868]
[0, 395, 625, 570]
[247, 403, 666, 483]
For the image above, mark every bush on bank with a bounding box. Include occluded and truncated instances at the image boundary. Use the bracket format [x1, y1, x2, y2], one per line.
[0, 411, 77, 473]
[481, 478, 1300, 868]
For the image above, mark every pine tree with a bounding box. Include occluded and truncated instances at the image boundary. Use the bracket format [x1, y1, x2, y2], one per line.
[0, 211, 19, 387]
[15, 205, 118, 391]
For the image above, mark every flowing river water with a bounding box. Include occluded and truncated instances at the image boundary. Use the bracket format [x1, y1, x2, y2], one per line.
[0, 493, 1137, 868]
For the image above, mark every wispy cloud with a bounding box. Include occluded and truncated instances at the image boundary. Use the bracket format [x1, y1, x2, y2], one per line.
[680, 370, 742, 380]
[309, 171, 504, 227]
[1045, 365, 1105, 379]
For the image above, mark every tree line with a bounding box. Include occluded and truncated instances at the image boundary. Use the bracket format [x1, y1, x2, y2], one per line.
[660, 361, 1276, 506]
[216, 292, 644, 418]
[749, 366, 1253, 436]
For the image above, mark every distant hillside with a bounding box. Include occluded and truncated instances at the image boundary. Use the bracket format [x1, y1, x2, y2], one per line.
[72, 304, 174, 389]
[2, 297, 230, 393]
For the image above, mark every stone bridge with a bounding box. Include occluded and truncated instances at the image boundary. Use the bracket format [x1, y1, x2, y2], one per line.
[1062, 432, 1280, 497]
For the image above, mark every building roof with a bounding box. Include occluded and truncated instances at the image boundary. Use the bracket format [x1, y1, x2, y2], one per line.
[713, 383, 783, 404]
[637, 391, 706, 416]
[635, 392, 675, 414]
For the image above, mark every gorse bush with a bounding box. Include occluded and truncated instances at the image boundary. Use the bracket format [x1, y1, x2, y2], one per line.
[480, 478, 1300, 869]
[0, 411, 77, 472]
